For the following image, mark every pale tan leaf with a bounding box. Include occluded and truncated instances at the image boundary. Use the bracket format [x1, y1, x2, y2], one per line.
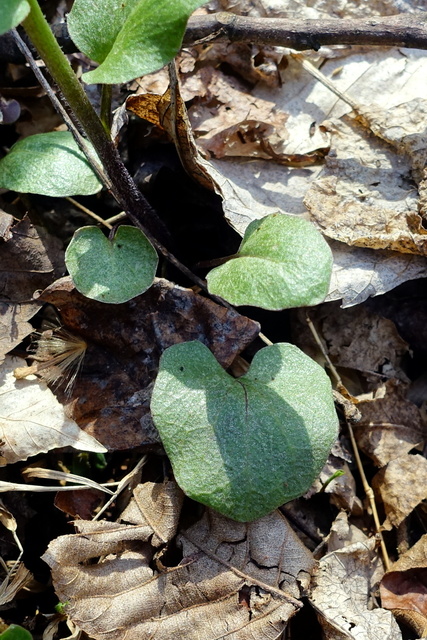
[0, 356, 106, 465]
[325, 241, 427, 308]
[43, 495, 313, 640]
[372, 454, 427, 531]
[326, 511, 368, 554]
[310, 539, 402, 639]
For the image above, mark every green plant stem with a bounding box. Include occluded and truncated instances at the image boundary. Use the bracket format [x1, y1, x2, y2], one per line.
[100, 84, 113, 132]
[21, 0, 169, 243]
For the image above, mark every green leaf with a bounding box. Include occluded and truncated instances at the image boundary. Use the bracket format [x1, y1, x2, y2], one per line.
[65, 226, 158, 304]
[0, 625, 33, 640]
[0, 0, 30, 36]
[67, 0, 206, 85]
[151, 341, 338, 522]
[206, 213, 333, 310]
[0, 131, 102, 196]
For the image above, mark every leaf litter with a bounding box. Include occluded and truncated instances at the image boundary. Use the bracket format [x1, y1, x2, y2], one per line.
[3, 0, 427, 638]
[43, 482, 313, 640]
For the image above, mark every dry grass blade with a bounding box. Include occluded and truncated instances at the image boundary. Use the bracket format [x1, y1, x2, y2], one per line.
[23, 468, 115, 495]
[92, 455, 147, 521]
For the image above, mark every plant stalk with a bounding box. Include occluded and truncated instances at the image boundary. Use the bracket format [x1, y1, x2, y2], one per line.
[21, 0, 170, 243]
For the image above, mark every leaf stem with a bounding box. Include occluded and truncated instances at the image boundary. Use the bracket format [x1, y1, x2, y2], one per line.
[100, 84, 113, 132]
[21, 0, 170, 243]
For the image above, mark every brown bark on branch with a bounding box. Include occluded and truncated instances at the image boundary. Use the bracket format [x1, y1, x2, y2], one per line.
[1, 12, 427, 63]
[183, 11, 427, 51]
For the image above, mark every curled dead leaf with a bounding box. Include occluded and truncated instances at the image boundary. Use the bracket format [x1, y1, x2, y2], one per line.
[43, 483, 313, 640]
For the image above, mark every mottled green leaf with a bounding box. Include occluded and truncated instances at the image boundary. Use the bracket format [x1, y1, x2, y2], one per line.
[0, 131, 102, 196]
[65, 226, 158, 304]
[68, 0, 206, 84]
[151, 341, 338, 521]
[207, 213, 333, 310]
[0, 0, 30, 36]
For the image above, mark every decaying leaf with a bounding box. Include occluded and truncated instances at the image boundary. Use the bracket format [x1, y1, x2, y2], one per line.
[310, 538, 402, 639]
[325, 240, 427, 308]
[355, 380, 426, 467]
[372, 454, 427, 531]
[38, 276, 259, 450]
[326, 511, 369, 554]
[380, 534, 427, 636]
[293, 303, 409, 383]
[43, 481, 313, 640]
[305, 175, 427, 256]
[0, 564, 33, 607]
[0, 356, 106, 465]
[0, 214, 65, 363]
[315, 456, 363, 516]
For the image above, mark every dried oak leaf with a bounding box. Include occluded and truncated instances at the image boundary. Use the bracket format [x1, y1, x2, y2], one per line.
[380, 534, 427, 636]
[0, 213, 64, 362]
[309, 538, 402, 640]
[39, 277, 259, 451]
[372, 454, 427, 531]
[354, 380, 425, 467]
[43, 488, 313, 640]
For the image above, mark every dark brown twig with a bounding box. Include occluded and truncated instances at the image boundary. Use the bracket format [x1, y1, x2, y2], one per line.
[2, 12, 427, 64]
[183, 11, 427, 51]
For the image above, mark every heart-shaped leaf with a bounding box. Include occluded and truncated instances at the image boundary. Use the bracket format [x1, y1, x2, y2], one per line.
[0, 131, 102, 196]
[68, 0, 206, 85]
[206, 213, 333, 310]
[0, 0, 30, 35]
[151, 340, 338, 522]
[65, 226, 158, 304]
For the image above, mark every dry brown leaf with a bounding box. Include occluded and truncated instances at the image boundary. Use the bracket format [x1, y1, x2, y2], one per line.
[126, 64, 216, 191]
[316, 456, 363, 515]
[372, 454, 427, 531]
[310, 538, 402, 640]
[355, 380, 425, 467]
[0, 214, 64, 362]
[39, 277, 259, 451]
[120, 481, 184, 547]
[294, 303, 409, 382]
[0, 563, 33, 606]
[43, 484, 313, 640]
[326, 511, 369, 554]
[0, 356, 106, 465]
[380, 534, 427, 637]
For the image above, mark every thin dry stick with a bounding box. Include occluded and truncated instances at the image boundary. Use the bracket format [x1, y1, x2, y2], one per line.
[305, 312, 391, 572]
[93, 454, 147, 521]
[66, 197, 113, 229]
